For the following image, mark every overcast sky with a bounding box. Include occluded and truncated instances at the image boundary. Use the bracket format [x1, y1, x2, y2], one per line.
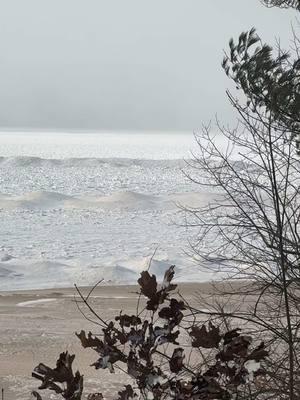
[0, 1, 295, 131]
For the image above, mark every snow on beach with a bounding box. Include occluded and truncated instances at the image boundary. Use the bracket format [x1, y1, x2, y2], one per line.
[0, 131, 218, 290]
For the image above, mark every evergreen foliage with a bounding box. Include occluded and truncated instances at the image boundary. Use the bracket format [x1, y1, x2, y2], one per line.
[222, 28, 300, 151]
[261, 0, 300, 9]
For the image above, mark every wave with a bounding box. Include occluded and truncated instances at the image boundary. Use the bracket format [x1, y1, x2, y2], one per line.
[0, 255, 215, 290]
[0, 191, 75, 210]
[0, 190, 158, 210]
[0, 190, 210, 211]
[0, 155, 186, 169]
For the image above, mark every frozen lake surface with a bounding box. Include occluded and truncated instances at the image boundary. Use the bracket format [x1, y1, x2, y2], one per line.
[0, 131, 199, 159]
[0, 131, 215, 290]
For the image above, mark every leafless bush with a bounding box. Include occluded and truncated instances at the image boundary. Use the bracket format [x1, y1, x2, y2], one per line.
[182, 27, 300, 400]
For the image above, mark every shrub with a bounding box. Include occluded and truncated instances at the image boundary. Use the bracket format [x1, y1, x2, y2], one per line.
[32, 267, 268, 400]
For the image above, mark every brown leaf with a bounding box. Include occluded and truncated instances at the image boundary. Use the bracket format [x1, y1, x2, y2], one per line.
[115, 330, 128, 345]
[161, 265, 177, 292]
[138, 271, 157, 299]
[138, 267, 179, 311]
[32, 352, 83, 400]
[127, 350, 144, 379]
[92, 356, 114, 373]
[87, 394, 104, 400]
[204, 362, 236, 379]
[145, 293, 161, 311]
[117, 385, 137, 400]
[159, 298, 185, 325]
[127, 327, 145, 345]
[76, 330, 103, 349]
[223, 328, 241, 345]
[169, 348, 185, 373]
[103, 322, 118, 346]
[205, 379, 229, 399]
[247, 342, 268, 362]
[154, 325, 180, 345]
[218, 335, 252, 361]
[31, 391, 43, 400]
[115, 314, 141, 327]
[190, 323, 221, 349]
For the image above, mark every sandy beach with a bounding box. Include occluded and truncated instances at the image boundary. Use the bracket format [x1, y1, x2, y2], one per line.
[0, 282, 220, 400]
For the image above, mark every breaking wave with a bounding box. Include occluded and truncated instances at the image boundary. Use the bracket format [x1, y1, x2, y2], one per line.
[0, 155, 186, 169]
[0, 190, 209, 211]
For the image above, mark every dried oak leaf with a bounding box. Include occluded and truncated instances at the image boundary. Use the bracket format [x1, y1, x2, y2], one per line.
[33, 353, 74, 385]
[169, 348, 185, 373]
[154, 325, 180, 345]
[177, 375, 227, 399]
[32, 352, 83, 400]
[91, 344, 126, 372]
[64, 371, 83, 400]
[223, 328, 241, 345]
[115, 330, 128, 345]
[127, 350, 144, 379]
[204, 362, 236, 379]
[202, 379, 229, 399]
[87, 394, 104, 400]
[128, 327, 145, 345]
[145, 293, 162, 311]
[218, 335, 252, 362]
[103, 321, 120, 347]
[161, 265, 177, 292]
[117, 385, 137, 400]
[138, 267, 178, 311]
[190, 323, 221, 349]
[138, 271, 157, 299]
[76, 330, 103, 349]
[138, 341, 153, 363]
[77, 330, 126, 372]
[115, 314, 141, 327]
[247, 342, 268, 361]
[31, 391, 42, 400]
[159, 298, 185, 325]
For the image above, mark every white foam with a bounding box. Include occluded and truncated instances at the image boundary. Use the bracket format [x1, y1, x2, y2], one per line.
[17, 298, 57, 307]
[94, 265, 139, 283]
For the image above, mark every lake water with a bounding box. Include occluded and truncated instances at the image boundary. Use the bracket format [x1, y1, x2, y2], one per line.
[0, 131, 213, 290]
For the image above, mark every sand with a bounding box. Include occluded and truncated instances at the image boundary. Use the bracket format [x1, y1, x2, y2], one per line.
[0, 282, 219, 400]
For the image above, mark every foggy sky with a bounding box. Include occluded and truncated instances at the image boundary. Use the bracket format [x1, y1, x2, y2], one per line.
[0, 1, 295, 131]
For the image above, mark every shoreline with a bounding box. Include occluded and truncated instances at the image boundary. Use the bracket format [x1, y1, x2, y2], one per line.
[0, 280, 213, 294]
